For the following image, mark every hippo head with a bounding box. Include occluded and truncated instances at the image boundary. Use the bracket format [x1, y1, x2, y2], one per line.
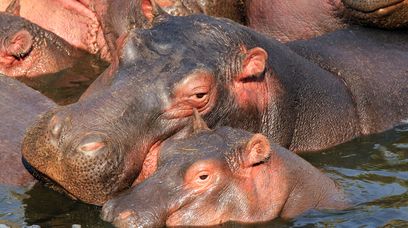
[22, 14, 283, 205]
[342, 0, 408, 28]
[0, 13, 82, 78]
[101, 112, 347, 227]
[101, 113, 279, 227]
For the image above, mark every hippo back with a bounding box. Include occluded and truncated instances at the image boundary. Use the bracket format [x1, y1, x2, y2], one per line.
[0, 75, 55, 186]
[288, 27, 408, 134]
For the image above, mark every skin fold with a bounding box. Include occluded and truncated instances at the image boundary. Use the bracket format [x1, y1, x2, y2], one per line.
[0, 75, 55, 186]
[245, 0, 408, 42]
[21, 15, 408, 206]
[0, 12, 108, 105]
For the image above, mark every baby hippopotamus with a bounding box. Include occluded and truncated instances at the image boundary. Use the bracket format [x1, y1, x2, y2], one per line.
[102, 112, 348, 227]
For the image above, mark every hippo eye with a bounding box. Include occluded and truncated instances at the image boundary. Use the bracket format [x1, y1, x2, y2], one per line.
[195, 93, 207, 99]
[199, 174, 209, 180]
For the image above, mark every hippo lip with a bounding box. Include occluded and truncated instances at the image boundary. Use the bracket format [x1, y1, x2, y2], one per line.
[22, 156, 78, 200]
[347, 0, 405, 16]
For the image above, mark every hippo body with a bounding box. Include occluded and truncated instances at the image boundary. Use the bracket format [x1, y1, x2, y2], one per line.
[288, 26, 408, 135]
[101, 115, 348, 227]
[246, 0, 408, 42]
[0, 12, 108, 105]
[0, 75, 55, 186]
[22, 15, 408, 205]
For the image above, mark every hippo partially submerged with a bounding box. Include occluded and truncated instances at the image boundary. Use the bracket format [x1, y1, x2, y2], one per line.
[0, 75, 55, 186]
[101, 113, 348, 227]
[0, 12, 108, 105]
[22, 15, 408, 205]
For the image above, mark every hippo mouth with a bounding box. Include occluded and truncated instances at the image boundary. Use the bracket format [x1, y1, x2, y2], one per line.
[22, 156, 78, 200]
[345, 0, 406, 16]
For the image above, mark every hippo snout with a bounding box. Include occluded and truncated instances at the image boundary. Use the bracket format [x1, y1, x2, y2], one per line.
[102, 200, 163, 228]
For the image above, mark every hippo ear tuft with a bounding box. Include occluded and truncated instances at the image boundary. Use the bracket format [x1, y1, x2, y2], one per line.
[191, 109, 210, 134]
[242, 134, 271, 168]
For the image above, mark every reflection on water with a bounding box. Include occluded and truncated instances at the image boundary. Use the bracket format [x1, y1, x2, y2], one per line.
[0, 125, 407, 227]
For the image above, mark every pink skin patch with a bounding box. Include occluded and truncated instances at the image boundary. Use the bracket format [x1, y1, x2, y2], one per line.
[15, 0, 109, 61]
[132, 141, 162, 185]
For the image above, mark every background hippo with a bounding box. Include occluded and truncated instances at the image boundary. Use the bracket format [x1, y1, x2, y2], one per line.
[0, 12, 108, 105]
[246, 0, 408, 42]
[0, 75, 55, 186]
[102, 113, 348, 227]
[21, 15, 408, 205]
[0, 0, 246, 62]
[342, 0, 408, 29]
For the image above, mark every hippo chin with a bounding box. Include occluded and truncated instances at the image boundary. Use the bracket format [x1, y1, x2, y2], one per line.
[22, 14, 408, 205]
[342, 0, 408, 29]
[101, 112, 348, 227]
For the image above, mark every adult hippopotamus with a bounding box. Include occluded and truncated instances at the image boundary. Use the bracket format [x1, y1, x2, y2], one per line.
[246, 0, 408, 42]
[21, 14, 408, 205]
[101, 113, 348, 227]
[0, 12, 108, 105]
[0, 75, 55, 186]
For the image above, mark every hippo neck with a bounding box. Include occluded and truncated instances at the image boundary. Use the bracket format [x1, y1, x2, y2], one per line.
[257, 37, 360, 152]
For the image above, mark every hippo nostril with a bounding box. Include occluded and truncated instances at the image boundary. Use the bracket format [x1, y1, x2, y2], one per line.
[77, 134, 106, 153]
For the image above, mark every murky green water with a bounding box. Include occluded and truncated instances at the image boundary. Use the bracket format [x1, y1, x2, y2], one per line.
[1, 124, 407, 227]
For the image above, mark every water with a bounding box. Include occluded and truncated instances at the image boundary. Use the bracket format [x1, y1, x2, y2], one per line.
[0, 125, 407, 227]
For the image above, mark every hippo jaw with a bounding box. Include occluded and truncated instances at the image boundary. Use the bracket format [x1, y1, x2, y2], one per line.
[342, 0, 408, 28]
[342, 0, 404, 13]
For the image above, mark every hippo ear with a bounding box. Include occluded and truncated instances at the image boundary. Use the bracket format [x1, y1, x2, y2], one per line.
[6, 0, 20, 16]
[242, 134, 271, 168]
[237, 47, 268, 81]
[1, 30, 33, 60]
[141, 0, 168, 22]
[191, 109, 210, 134]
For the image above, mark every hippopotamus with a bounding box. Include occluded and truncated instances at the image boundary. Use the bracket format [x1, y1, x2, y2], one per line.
[101, 112, 348, 227]
[246, 0, 408, 42]
[21, 14, 408, 205]
[0, 12, 108, 105]
[0, 74, 55, 186]
[0, 0, 245, 62]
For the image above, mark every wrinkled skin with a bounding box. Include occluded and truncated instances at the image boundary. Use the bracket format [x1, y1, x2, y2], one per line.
[0, 75, 55, 186]
[342, 0, 408, 29]
[0, 13, 108, 105]
[246, 0, 408, 43]
[101, 116, 348, 227]
[22, 15, 408, 205]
